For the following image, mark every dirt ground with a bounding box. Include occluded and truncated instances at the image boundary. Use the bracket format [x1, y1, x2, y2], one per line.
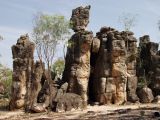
[0, 100, 160, 120]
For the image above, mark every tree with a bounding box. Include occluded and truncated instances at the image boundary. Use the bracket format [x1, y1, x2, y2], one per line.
[0, 65, 12, 98]
[32, 13, 70, 106]
[32, 13, 70, 70]
[52, 58, 65, 78]
[119, 12, 138, 52]
[119, 12, 137, 31]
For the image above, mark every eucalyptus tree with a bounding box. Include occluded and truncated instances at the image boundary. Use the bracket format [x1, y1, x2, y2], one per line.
[32, 13, 70, 106]
[32, 13, 70, 73]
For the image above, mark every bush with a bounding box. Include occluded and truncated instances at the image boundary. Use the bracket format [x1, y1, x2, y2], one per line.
[52, 58, 65, 78]
[0, 65, 12, 98]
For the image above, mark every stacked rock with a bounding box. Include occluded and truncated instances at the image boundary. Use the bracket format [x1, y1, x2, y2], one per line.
[70, 5, 90, 32]
[10, 34, 35, 110]
[92, 27, 115, 104]
[121, 31, 139, 103]
[92, 27, 127, 105]
[150, 51, 160, 96]
[137, 35, 151, 78]
[137, 35, 160, 102]
[110, 29, 127, 105]
[63, 5, 94, 108]
[92, 27, 139, 105]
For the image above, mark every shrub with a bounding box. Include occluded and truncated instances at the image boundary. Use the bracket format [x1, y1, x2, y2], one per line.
[0, 65, 12, 98]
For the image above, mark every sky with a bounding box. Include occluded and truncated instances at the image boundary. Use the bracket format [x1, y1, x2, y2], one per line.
[0, 0, 160, 68]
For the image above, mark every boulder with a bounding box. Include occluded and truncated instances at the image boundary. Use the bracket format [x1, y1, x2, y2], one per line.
[56, 93, 83, 112]
[137, 86, 154, 103]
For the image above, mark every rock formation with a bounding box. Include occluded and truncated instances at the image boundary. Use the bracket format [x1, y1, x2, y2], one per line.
[10, 32, 83, 112]
[63, 5, 100, 108]
[91, 27, 139, 105]
[9, 5, 160, 113]
[10, 34, 35, 110]
[124, 31, 139, 103]
[137, 35, 160, 97]
[37, 76, 83, 112]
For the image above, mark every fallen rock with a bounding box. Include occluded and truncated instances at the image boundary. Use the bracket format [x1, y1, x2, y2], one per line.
[137, 86, 154, 103]
[56, 93, 83, 112]
[31, 104, 46, 113]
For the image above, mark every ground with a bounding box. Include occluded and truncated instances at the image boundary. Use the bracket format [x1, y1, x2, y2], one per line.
[0, 99, 160, 120]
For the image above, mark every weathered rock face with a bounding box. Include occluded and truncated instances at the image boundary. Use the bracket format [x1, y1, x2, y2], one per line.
[63, 31, 93, 107]
[30, 61, 45, 112]
[10, 6, 160, 112]
[150, 54, 160, 96]
[70, 5, 90, 32]
[37, 79, 83, 112]
[91, 27, 139, 105]
[137, 86, 154, 103]
[10, 34, 35, 110]
[147, 43, 160, 96]
[137, 35, 160, 97]
[122, 31, 139, 103]
[63, 5, 97, 108]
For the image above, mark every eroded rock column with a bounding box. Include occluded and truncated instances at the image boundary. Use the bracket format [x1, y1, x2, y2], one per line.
[111, 30, 127, 105]
[10, 34, 35, 110]
[92, 28, 139, 105]
[63, 5, 93, 108]
[121, 31, 139, 103]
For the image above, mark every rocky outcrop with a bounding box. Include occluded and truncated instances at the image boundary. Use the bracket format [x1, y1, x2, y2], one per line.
[123, 31, 139, 103]
[30, 61, 46, 112]
[91, 28, 138, 105]
[10, 34, 35, 110]
[63, 5, 98, 108]
[70, 5, 90, 32]
[37, 79, 83, 112]
[10, 5, 160, 113]
[137, 35, 160, 97]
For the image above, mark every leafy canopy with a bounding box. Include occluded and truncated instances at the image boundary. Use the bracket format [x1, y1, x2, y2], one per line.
[32, 13, 70, 66]
[52, 58, 65, 77]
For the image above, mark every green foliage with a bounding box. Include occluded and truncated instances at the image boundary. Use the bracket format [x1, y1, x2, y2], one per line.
[138, 76, 147, 88]
[0, 65, 12, 98]
[32, 12, 70, 66]
[52, 58, 65, 77]
[33, 13, 70, 41]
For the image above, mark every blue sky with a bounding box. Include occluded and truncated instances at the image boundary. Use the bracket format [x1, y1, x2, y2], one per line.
[0, 0, 160, 68]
